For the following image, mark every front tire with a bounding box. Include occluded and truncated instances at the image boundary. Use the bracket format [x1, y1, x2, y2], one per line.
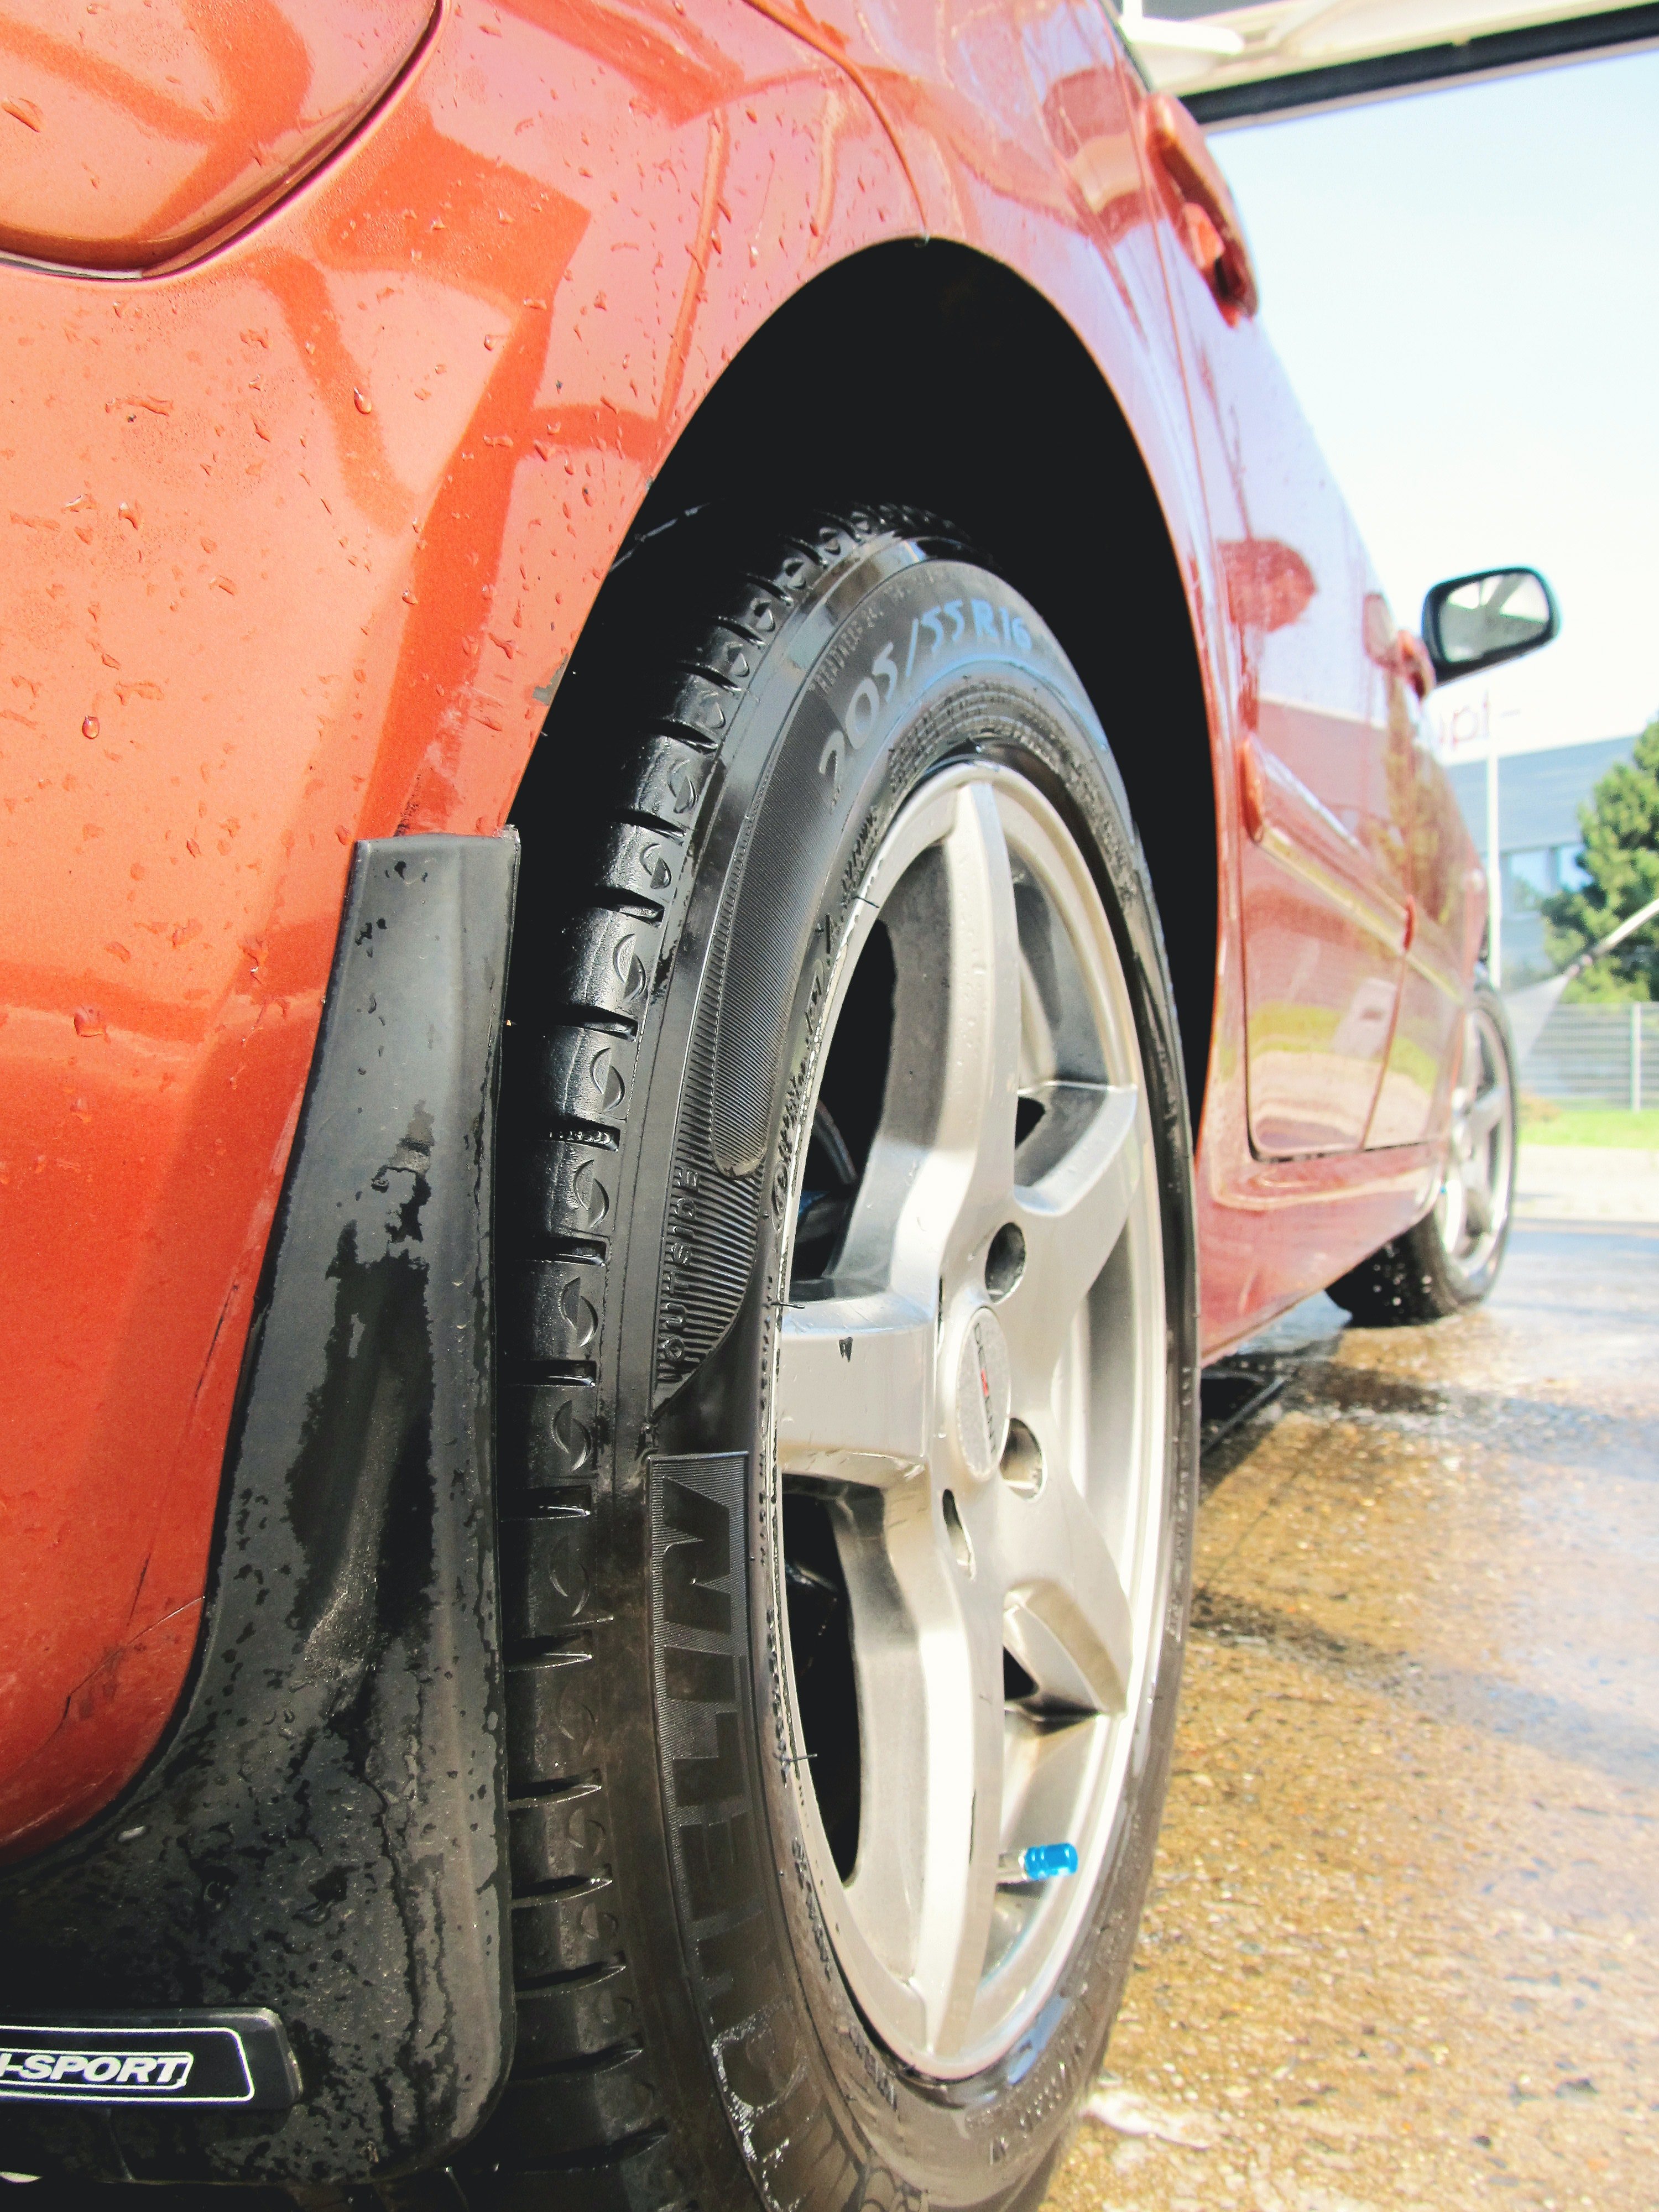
[472, 510, 1198, 2212]
[1329, 978, 1517, 1326]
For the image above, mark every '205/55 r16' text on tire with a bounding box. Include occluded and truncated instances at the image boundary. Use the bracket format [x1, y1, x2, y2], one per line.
[474, 509, 1200, 2212]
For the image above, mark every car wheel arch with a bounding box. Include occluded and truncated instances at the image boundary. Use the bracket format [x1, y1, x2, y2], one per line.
[511, 234, 1220, 1133]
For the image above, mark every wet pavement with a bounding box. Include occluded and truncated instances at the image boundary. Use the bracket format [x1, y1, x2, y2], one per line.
[1048, 1212, 1659, 2212]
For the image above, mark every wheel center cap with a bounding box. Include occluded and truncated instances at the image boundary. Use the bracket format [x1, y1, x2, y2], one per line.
[954, 1306, 1011, 1481]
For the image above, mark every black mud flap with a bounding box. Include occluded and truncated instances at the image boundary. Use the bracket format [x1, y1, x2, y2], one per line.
[0, 835, 519, 2188]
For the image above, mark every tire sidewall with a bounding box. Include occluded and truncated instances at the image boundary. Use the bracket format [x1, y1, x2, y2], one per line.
[604, 535, 1198, 2212]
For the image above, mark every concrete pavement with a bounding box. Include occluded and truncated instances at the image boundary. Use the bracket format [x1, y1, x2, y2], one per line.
[1514, 1144, 1659, 1224]
[1048, 1202, 1659, 2212]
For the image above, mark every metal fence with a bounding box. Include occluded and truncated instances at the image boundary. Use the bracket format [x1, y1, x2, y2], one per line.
[1519, 1000, 1657, 1108]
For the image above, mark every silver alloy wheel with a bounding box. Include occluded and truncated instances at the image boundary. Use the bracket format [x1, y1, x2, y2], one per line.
[1434, 998, 1514, 1285]
[771, 761, 1167, 2081]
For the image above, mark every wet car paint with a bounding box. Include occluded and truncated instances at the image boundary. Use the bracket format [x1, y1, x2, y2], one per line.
[0, 2, 436, 273]
[0, 0, 1478, 1856]
[1046, 1220, 1659, 2210]
[0, 0, 918, 1856]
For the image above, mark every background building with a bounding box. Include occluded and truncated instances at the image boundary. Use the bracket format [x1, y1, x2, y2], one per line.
[1444, 734, 1635, 989]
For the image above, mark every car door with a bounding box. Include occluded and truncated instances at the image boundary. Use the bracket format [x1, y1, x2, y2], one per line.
[1138, 100, 1413, 1156]
[1368, 684, 1481, 1145]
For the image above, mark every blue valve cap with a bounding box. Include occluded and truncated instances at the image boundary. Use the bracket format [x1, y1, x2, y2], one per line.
[1019, 1841, 1078, 1881]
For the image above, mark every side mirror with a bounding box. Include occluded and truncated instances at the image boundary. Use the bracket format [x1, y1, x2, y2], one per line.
[1420, 567, 1559, 682]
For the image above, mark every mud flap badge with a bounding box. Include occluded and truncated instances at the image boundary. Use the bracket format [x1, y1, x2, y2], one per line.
[0, 2011, 300, 2110]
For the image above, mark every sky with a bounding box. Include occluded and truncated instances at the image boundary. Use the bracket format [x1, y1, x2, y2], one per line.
[1209, 49, 1659, 759]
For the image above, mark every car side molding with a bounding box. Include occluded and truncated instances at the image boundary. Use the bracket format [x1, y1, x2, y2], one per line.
[0, 834, 519, 2187]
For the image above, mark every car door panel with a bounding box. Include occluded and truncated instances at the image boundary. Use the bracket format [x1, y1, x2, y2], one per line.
[1242, 704, 1408, 1151]
[1369, 693, 1483, 1145]
[1148, 156, 1414, 1155]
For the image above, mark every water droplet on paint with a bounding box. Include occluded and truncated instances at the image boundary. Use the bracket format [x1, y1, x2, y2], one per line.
[353, 388, 373, 415]
[82, 714, 99, 739]
[74, 1006, 106, 1039]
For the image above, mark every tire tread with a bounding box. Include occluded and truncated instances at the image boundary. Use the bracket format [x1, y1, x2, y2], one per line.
[473, 508, 920, 2208]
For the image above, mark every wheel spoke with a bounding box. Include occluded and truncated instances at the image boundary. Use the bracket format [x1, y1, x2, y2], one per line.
[843, 782, 1024, 1302]
[1438, 1162, 1468, 1255]
[933, 781, 1025, 1257]
[818, 1486, 930, 2018]
[996, 1459, 1134, 1717]
[777, 1293, 935, 1483]
[1463, 1174, 1494, 1238]
[1466, 1079, 1507, 1144]
[845, 1479, 1006, 2059]
[1000, 1084, 1140, 1410]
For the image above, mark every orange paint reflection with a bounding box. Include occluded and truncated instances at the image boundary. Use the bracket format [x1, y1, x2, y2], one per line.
[0, 0, 433, 270]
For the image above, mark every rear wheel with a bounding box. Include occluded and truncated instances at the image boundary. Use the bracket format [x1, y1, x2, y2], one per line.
[471, 509, 1198, 2212]
[1330, 978, 1516, 1325]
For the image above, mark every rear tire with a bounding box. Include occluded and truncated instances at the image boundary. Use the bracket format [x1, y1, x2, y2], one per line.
[1329, 978, 1517, 1325]
[468, 508, 1198, 2212]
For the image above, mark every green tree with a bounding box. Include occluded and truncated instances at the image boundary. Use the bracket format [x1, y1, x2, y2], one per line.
[1542, 714, 1659, 1001]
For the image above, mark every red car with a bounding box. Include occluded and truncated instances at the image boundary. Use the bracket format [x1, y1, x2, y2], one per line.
[0, 1, 1556, 2199]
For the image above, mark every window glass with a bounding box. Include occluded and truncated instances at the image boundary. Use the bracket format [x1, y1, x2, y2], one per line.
[1556, 843, 1590, 891]
[1504, 848, 1553, 911]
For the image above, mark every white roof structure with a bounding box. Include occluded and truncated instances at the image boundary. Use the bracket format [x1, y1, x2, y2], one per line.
[1116, 0, 1659, 121]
